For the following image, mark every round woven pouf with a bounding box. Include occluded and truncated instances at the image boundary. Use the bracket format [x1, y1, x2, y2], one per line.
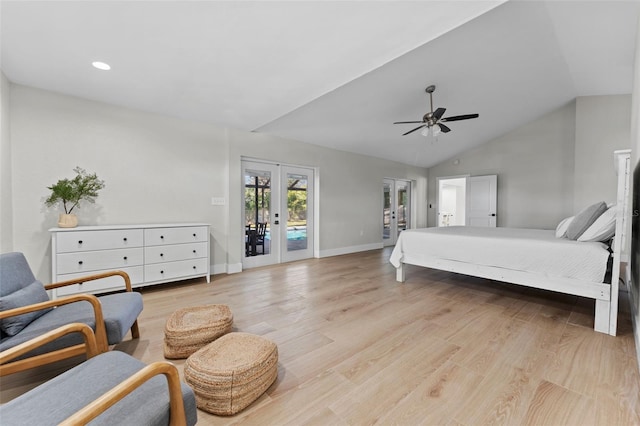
[163, 304, 233, 359]
[184, 332, 278, 416]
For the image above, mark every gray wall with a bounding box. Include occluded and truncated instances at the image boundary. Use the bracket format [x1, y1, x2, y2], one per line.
[4, 84, 427, 281]
[427, 96, 631, 229]
[574, 95, 633, 211]
[0, 71, 12, 253]
[428, 101, 576, 229]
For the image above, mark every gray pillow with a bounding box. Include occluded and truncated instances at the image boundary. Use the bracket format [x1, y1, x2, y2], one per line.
[0, 280, 52, 336]
[565, 201, 607, 240]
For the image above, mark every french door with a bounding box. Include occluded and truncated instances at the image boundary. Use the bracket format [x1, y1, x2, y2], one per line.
[242, 160, 314, 268]
[383, 178, 411, 246]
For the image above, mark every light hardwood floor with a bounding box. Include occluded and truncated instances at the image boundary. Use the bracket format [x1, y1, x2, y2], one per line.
[2, 248, 639, 425]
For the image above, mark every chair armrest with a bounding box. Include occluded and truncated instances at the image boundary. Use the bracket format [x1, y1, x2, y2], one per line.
[60, 361, 188, 426]
[45, 270, 133, 292]
[0, 323, 100, 365]
[0, 293, 108, 351]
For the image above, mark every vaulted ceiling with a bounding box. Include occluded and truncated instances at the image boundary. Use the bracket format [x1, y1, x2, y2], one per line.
[2, 1, 639, 168]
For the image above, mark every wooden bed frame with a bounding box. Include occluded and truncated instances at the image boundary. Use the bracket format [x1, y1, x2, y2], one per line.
[395, 150, 632, 336]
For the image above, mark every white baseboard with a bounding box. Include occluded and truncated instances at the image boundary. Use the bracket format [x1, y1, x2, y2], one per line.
[211, 263, 243, 275]
[319, 242, 383, 258]
[226, 263, 243, 274]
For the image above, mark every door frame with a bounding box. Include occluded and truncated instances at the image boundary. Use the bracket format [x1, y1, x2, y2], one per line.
[241, 157, 318, 269]
[383, 178, 413, 247]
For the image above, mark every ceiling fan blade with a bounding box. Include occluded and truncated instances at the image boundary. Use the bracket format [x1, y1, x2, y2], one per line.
[393, 121, 424, 124]
[441, 113, 479, 122]
[403, 125, 425, 136]
[438, 123, 451, 133]
[433, 107, 446, 120]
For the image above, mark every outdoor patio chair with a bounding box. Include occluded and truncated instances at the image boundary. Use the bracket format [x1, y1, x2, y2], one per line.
[0, 252, 143, 376]
[0, 323, 197, 426]
[255, 222, 267, 255]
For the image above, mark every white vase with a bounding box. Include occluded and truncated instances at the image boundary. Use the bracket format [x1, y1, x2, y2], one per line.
[58, 213, 78, 228]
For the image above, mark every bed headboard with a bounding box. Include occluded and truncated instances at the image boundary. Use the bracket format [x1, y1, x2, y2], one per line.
[631, 157, 639, 303]
[609, 149, 632, 335]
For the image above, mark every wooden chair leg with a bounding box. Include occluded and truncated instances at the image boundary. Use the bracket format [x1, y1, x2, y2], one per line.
[130, 321, 140, 339]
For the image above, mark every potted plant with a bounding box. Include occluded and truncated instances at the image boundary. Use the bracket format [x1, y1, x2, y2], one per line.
[45, 167, 105, 228]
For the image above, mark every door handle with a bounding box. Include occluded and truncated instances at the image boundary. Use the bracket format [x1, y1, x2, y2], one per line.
[490, 213, 496, 217]
[274, 220, 279, 225]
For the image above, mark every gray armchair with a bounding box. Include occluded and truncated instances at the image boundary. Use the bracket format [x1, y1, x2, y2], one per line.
[0, 323, 197, 425]
[0, 252, 143, 376]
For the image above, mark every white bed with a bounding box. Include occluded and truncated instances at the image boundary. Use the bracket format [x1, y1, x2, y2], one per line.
[390, 150, 632, 336]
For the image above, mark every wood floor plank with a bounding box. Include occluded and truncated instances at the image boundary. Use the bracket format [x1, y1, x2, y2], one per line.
[1, 248, 638, 425]
[596, 347, 640, 425]
[544, 324, 606, 398]
[522, 380, 597, 426]
[377, 361, 484, 425]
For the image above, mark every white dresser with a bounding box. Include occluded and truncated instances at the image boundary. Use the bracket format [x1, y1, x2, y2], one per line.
[50, 223, 210, 298]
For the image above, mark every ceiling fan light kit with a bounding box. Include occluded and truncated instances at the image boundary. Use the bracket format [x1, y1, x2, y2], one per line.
[394, 85, 479, 137]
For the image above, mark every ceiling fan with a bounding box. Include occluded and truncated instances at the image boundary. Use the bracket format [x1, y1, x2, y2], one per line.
[394, 85, 479, 136]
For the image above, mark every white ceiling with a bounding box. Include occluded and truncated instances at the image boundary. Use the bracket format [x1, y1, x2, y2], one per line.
[2, 1, 639, 168]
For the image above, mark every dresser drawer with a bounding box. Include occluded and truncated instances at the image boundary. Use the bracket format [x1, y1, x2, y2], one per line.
[144, 242, 208, 265]
[56, 229, 144, 253]
[144, 258, 209, 283]
[57, 248, 144, 275]
[144, 226, 208, 246]
[54, 266, 144, 297]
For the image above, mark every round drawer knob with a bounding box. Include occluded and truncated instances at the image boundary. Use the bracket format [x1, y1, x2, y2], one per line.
[123, 256, 128, 260]
[160, 270, 164, 274]
[193, 250, 196, 253]
[160, 253, 164, 257]
[123, 237, 128, 242]
[78, 261, 83, 265]
[193, 233, 196, 237]
[193, 266, 197, 269]
[78, 240, 83, 244]
[160, 236, 164, 239]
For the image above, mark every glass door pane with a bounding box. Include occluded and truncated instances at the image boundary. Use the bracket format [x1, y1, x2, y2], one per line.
[242, 161, 280, 269]
[244, 169, 271, 256]
[396, 181, 410, 237]
[282, 166, 314, 263]
[383, 179, 393, 246]
[286, 173, 308, 251]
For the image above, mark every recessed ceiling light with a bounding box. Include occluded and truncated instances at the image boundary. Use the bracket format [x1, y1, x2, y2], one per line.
[92, 61, 111, 71]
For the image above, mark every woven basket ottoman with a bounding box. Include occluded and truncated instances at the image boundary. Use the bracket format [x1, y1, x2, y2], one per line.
[164, 304, 233, 359]
[184, 332, 278, 415]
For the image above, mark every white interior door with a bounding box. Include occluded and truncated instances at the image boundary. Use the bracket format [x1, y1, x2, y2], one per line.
[466, 175, 497, 227]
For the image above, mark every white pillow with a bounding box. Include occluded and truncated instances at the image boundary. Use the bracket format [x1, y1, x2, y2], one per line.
[555, 216, 574, 238]
[565, 201, 608, 240]
[578, 206, 616, 242]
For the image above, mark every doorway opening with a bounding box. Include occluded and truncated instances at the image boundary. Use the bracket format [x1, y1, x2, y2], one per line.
[242, 160, 315, 269]
[437, 177, 467, 226]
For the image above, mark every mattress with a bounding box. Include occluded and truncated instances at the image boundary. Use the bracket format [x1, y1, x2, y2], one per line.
[389, 226, 611, 283]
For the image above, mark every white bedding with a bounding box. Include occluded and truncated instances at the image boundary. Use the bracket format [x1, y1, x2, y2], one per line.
[389, 226, 611, 283]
